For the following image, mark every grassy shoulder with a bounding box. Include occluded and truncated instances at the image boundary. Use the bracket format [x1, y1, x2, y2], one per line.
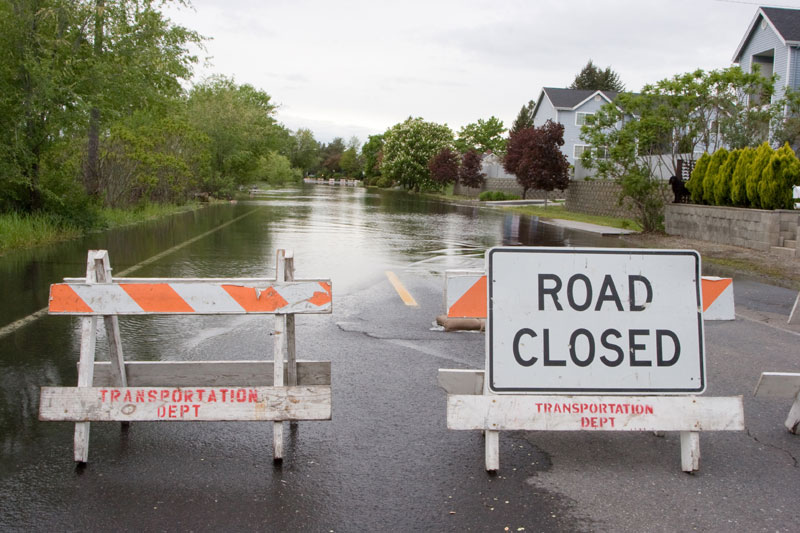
[495, 204, 642, 232]
[0, 202, 204, 255]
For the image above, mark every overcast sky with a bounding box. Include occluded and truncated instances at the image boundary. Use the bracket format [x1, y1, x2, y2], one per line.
[165, 0, 800, 145]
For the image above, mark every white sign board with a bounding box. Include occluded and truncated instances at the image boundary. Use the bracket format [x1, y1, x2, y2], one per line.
[488, 247, 705, 394]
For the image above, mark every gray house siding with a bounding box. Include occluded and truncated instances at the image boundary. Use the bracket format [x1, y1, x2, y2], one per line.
[739, 17, 789, 101]
[560, 95, 612, 165]
[532, 96, 557, 127]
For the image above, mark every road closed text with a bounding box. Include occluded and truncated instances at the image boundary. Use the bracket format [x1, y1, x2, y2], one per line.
[488, 248, 704, 393]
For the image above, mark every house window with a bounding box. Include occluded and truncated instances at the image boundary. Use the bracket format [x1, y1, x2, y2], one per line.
[575, 112, 594, 126]
[574, 145, 607, 160]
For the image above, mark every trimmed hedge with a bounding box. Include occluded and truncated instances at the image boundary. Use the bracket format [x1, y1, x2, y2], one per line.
[478, 191, 522, 201]
[686, 143, 799, 209]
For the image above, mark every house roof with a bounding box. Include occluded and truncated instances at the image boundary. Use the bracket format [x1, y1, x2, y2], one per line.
[531, 88, 620, 122]
[733, 7, 800, 63]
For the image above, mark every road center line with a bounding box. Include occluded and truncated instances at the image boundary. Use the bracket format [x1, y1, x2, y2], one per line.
[385, 271, 419, 307]
[0, 207, 262, 339]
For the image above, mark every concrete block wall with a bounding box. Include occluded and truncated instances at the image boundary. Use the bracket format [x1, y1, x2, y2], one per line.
[665, 204, 799, 252]
[564, 180, 639, 219]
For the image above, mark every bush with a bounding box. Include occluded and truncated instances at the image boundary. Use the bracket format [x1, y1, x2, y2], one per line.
[714, 149, 740, 206]
[747, 142, 773, 208]
[703, 148, 728, 204]
[759, 143, 800, 210]
[730, 147, 755, 206]
[478, 191, 521, 201]
[376, 176, 393, 188]
[687, 153, 709, 204]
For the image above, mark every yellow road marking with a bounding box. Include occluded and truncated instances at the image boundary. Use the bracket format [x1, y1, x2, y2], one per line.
[385, 271, 418, 307]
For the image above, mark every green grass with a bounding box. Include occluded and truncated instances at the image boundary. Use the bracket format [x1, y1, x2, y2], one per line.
[0, 202, 203, 255]
[502, 204, 643, 232]
[0, 212, 82, 253]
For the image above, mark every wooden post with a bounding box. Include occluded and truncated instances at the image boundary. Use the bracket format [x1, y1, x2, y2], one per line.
[680, 431, 700, 473]
[482, 369, 500, 472]
[285, 251, 297, 388]
[789, 292, 800, 325]
[93, 252, 128, 389]
[74, 251, 101, 463]
[273, 250, 287, 462]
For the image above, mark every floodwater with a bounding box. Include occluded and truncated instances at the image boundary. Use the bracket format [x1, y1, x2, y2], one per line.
[0, 184, 620, 529]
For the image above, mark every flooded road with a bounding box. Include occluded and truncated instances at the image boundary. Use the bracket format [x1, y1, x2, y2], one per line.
[0, 185, 643, 531]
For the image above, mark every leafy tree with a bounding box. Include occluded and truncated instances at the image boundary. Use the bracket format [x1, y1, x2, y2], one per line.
[187, 76, 285, 189]
[289, 129, 320, 176]
[456, 117, 507, 155]
[731, 147, 755, 207]
[569, 60, 625, 92]
[504, 121, 569, 200]
[459, 150, 486, 189]
[686, 153, 710, 205]
[511, 100, 535, 135]
[759, 143, 800, 210]
[361, 134, 384, 178]
[381, 117, 455, 192]
[259, 152, 301, 185]
[428, 147, 460, 185]
[319, 137, 345, 177]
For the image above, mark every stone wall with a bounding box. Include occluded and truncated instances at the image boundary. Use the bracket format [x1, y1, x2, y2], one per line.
[564, 180, 635, 219]
[665, 204, 799, 254]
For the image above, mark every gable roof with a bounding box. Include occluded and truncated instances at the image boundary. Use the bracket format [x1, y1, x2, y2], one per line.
[532, 88, 619, 121]
[733, 7, 800, 63]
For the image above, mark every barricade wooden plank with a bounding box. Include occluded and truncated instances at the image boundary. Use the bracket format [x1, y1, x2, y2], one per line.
[39, 386, 332, 422]
[89, 361, 331, 387]
[446, 395, 744, 432]
[754, 372, 800, 398]
[49, 280, 332, 315]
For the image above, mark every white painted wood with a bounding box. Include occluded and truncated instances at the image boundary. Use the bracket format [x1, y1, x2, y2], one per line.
[785, 394, 800, 434]
[437, 369, 485, 395]
[680, 431, 700, 472]
[94, 252, 128, 388]
[788, 291, 800, 324]
[89, 361, 331, 387]
[50, 280, 332, 315]
[485, 430, 500, 472]
[39, 386, 332, 422]
[446, 395, 745, 432]
[754, 372, 800, 398]
[285, 252, 297, 388]
[74, 250, 101, 463]
[273, 250, 287, 461]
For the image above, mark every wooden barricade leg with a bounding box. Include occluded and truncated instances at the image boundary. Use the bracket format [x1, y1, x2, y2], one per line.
[74, 316, 97, 463]
[789, 292, 800, 325]
[680, 431, 700, 473]
[482, 372, 500, 472]
[285, 252, 298, 431]
[785, 393, 800, 434]
[273, 250, 287, 462]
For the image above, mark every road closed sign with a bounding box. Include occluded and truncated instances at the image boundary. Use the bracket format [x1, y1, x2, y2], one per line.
[487, 247, 705, 394]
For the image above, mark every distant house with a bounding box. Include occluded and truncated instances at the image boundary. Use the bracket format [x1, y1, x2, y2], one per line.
[733, 6, 800, 105]
[531, 87, 620, 166]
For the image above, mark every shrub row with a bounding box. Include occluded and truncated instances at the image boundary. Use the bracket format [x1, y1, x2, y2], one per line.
[687, 143, 799, 210]
[478, 191, 521, 201]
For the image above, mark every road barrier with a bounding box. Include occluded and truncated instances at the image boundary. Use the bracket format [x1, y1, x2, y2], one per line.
[439, 248, 745, 473]
[754, 372, 800, 434]
[789, 292, 800, 324]
[442, 270, 736, 326]
[39, 249, 332, 464]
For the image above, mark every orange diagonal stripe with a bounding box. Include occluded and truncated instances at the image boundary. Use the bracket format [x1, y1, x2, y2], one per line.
[448, 276, 487, 318]
[308, 281, 332, 306]
[49, 284, 93, 313]
[701, 278, 732, 312]
[120, 284, 195, 313]
[222, 285, 289, 312]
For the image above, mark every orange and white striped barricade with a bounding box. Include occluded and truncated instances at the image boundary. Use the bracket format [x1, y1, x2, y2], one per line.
[439, 248, 745, 474]
[39, 249, 332, 464]
[443, 271, 735, 322]
[754, 372, 800, 434]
